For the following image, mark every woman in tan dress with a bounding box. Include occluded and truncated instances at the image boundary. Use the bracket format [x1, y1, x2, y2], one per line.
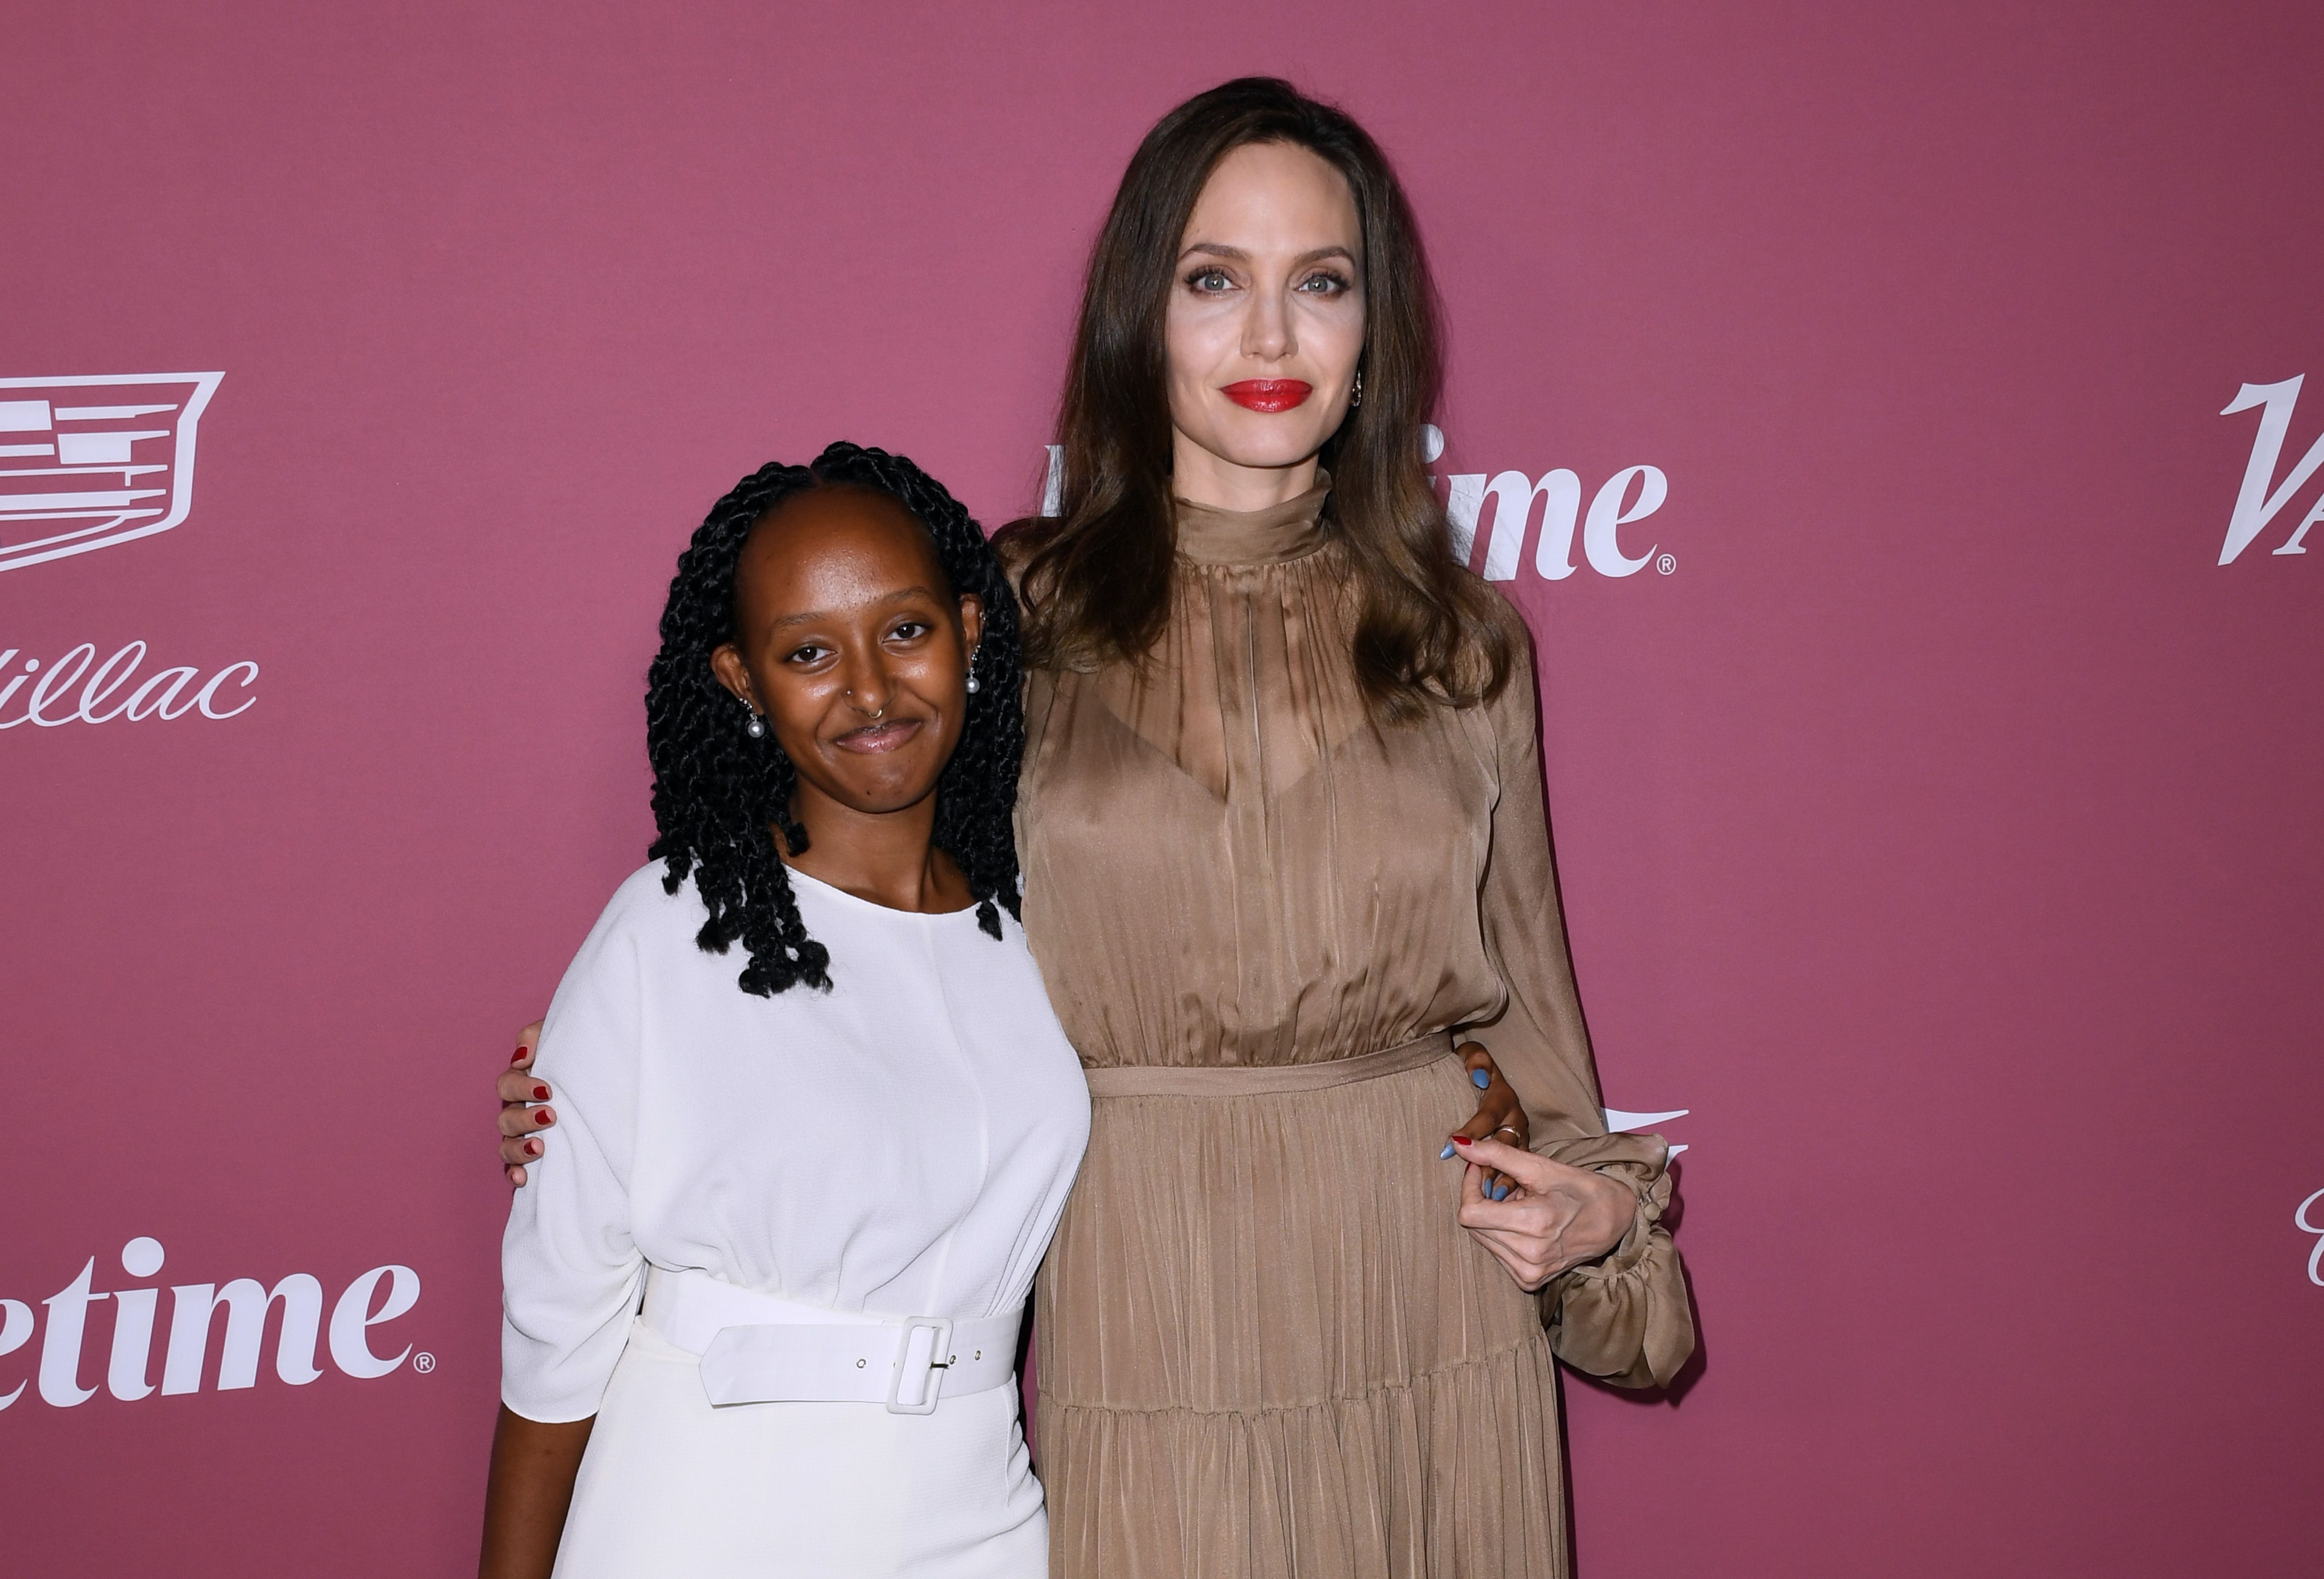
[500, 77, 1690, 1579]
[1017, 487, 1689, 1579]
[1002, 82, 1691, 1575]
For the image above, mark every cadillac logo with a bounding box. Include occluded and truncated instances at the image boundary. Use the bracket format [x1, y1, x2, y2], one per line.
[0, 372, 224, 573]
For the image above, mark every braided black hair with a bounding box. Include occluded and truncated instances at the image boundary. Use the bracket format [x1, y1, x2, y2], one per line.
[644, 441, 1025, 995]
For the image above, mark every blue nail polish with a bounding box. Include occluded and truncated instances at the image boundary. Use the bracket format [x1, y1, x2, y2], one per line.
[1471, 1069, 1491, 1090]
[1439, 1143, 1457, 1159]
[1492, 1183, 1511, 1201]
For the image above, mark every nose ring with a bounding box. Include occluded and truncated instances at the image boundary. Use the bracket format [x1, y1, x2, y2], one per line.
[847, 688, 885, 722]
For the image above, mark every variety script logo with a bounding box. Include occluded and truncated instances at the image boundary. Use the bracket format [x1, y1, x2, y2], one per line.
[2218, 376, 2324, 565]
[0, 1238, 424, 1409]
[1, 373, 224, 573]
[1039, 430, 1677, 584]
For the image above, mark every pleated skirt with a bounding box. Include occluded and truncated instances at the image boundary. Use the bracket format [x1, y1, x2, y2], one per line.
[1034, 1052, 1567, 1579]
[555, 1318, 1049, 1579]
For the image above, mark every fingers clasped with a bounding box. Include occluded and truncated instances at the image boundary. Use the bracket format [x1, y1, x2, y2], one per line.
[1451, 1136, 1632, 1291]
[1448, 1042, 1529, 1200]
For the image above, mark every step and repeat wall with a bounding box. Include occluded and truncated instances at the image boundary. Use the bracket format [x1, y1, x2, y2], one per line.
[4, 4, 2318, 1574]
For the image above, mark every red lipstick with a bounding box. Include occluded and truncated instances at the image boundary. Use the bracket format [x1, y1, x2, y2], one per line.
[1220, 379, 1313, 413]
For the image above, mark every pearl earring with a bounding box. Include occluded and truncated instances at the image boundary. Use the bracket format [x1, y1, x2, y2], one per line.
[965, 645, 981, 695]
[744, 705, 766, 739]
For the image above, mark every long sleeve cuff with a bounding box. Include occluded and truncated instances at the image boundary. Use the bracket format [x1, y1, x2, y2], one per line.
[1535, 1132, 1694, 1388]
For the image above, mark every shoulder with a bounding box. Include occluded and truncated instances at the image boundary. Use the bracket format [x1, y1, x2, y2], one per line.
[571, 860, 710, 962]
[536, 865, 706, 1076]
[608, 858, 706, 922]
[1432, 576, 1537, 715]
[1439, 585, 1538, 751]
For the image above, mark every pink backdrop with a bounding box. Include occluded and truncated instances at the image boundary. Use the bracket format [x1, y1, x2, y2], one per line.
[5, 3, 2320, 1573]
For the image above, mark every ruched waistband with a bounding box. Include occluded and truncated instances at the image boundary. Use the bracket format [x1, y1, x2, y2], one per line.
[1082, 1030, 1456, 1099]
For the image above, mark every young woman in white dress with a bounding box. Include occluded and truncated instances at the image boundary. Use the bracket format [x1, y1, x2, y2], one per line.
[478, 443, 1089, 1579]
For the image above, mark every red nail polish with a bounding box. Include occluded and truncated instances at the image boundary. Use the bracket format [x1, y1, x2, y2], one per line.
[510, 1047, 527, 1064]
[524, 1139, 541, 1156]
[531, 1085, 550, 1101]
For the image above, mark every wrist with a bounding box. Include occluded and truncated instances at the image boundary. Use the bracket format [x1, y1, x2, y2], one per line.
[1585, 1170, 1636, 1259]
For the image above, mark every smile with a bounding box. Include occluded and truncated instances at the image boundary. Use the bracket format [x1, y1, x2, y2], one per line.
[1220, 379, 1314, 413]
[834, 719, 923, 754]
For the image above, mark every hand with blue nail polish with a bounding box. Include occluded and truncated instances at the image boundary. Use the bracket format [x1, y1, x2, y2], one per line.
[1450, 1041, 1527, 1202]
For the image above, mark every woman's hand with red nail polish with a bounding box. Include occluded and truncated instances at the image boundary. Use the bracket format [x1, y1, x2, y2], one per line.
[497, 1020, 550, 1185]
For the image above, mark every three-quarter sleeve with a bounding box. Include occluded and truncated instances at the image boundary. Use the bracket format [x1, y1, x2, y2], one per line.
[1463, 648, 1695, 1389]
[500, 885, 650, 1423]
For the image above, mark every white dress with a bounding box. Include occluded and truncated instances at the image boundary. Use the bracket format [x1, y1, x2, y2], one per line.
[502, 862, 1091, 1579]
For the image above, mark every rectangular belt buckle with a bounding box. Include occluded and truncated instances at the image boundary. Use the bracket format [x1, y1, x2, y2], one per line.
[885, 1317, 954, 1415]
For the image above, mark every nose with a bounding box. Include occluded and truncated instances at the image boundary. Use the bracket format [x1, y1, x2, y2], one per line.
[1241, 281, 1295, 364]
[839, 640, 893, 719]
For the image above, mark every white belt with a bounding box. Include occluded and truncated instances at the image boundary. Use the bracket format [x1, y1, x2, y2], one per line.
[641, 1266, 1020, 1415]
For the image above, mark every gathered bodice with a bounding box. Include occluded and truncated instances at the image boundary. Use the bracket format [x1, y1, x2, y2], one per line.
[1015, 479, 1595, 1102]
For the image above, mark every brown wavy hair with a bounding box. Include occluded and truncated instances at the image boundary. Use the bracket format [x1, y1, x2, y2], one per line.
[1000, 76, 1515, 721]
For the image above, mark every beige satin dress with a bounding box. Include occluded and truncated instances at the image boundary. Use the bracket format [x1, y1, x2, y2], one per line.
[1014, 479, 1692, 1579]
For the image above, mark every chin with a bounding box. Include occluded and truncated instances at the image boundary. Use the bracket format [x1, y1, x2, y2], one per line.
[1206, 417, 1336, 471]
[838, 776, 940, 816]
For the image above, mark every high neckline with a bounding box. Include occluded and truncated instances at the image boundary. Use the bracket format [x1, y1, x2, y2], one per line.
[1173, 473, 1331, 566]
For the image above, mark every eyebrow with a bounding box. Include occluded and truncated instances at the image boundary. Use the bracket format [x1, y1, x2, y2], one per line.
[763, 586, 944, 632]
[1178, 243, 1360, 268]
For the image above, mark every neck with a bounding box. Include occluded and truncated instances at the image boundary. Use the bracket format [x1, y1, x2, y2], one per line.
[779, 788, 967, 914]
[1170, 429, 1322, 514]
